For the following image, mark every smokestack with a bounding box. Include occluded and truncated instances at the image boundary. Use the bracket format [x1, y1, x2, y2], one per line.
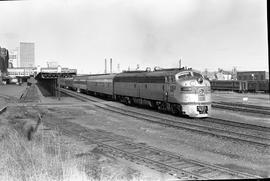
[179, 57, 182, 68]
[110, 58, 112, 74]
[117, 64, 120, 73]
[105, 59, 107, 74]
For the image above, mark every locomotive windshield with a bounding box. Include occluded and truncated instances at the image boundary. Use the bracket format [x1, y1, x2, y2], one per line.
[177, 71, 203, 79]
[193, 72, 203, 78]
[178, 72, 192, 79]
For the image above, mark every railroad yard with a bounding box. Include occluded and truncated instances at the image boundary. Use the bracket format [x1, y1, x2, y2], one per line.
[1, 1, 268, 180]
[1, 83, 269, 180]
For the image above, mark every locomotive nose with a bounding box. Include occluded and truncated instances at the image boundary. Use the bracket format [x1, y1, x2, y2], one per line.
[197, 77, 203, 84]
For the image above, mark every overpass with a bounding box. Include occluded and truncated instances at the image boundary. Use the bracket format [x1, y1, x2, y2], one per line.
[34, 67, 77, 96]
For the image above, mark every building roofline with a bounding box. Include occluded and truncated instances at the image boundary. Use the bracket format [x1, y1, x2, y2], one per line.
[237, 71, 268, 73]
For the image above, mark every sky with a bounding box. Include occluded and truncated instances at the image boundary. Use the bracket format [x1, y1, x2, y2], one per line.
[0, 0, 268, 74]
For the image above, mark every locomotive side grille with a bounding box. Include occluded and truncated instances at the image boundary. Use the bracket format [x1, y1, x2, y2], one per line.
[198, 96, 206, 101]
[181, 87, 192, 91]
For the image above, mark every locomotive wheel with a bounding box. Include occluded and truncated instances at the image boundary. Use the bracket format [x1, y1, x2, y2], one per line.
[157, 106, 163, 112]
[150, 101, 157, 109]
[170, 104, 178, 115]
[171, 107, 178, 115]
[157, 102, 166, 112]
[127, 97, 133, 105]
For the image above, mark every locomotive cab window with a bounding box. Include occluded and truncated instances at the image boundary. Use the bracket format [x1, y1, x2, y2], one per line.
[178, 72, 192, 79]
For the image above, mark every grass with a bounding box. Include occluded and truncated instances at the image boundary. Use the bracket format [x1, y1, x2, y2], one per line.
[0, 116, 142, 181]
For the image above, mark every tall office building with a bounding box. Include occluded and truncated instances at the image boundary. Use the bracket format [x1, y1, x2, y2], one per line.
[8, 48, 19, 68]
[20, 42, 35, 67]
[0, 46, 9, 74]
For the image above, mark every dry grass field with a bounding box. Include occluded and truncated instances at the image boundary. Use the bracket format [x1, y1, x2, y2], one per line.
[0, 108, 142, 181]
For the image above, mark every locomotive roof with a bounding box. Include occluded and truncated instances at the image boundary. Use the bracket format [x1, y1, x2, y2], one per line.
[115, 69, 195, 78]
[71, 69, 202, 80]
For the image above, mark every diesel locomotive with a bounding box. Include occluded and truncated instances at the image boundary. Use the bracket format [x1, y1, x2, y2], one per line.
[59, 68, 211, 117]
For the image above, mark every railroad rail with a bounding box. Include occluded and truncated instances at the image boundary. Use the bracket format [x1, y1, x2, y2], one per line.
[0, 94, 12, 99]
[212, 101, 270, 115]
[0, 106, 7, 114]
[60, 88, 270, 147]
[43, 118, 260, 180]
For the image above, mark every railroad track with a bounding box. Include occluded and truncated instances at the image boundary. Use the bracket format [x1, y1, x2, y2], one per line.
[2, 87, 265, 179]
[0, 94, 19, 103]
[60, 88, 270, 147]
[19, 85, 40, 103]
[42, 118, 260, 180]
[0, 94, 18, 114]
[0, 94, 11, 99]
[212, 101, 270, 115]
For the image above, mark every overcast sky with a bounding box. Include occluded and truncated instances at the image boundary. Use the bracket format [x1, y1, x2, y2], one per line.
[0, 0, 268, 74]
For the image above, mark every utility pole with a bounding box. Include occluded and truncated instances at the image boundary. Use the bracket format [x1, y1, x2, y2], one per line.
[57, 74, 60, 101]
[117, 64, 120, 73]
[266, 0, 270, 101]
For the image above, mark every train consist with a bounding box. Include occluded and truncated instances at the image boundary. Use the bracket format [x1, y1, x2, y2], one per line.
[59, 68, 212, 118]
[211, 80, 269, 93]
